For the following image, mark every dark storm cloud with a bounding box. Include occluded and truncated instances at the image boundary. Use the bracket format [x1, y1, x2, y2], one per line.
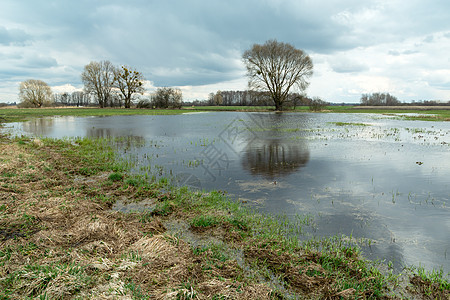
[84, 0, 368, 86]
[1, 0, 450, 102]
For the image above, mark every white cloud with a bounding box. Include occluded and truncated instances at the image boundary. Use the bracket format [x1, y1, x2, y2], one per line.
[329, 55, 369, 73]
[177, 78, 248, 101]
[51, 84, 80, 94]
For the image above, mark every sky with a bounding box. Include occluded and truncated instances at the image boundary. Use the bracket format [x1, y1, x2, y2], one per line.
[1, 0, 450, 104]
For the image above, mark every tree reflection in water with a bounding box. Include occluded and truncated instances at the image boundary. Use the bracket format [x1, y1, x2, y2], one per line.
[22, 118, 54, 136]
[241, 113, 310, 179]
[242, 139, 309, 179]
[86, 127, 146, 151]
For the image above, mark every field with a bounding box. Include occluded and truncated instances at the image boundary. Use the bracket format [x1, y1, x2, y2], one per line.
[0, 108, 449, 299]
[1, 105, 450, 124]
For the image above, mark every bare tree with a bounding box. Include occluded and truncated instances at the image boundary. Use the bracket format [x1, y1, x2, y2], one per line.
[214, 90, 223, 105]
[287, 93, 308, 109]
[18, 79, 53, 108]
[114, 65, 145, 108]
[81, 60, 115, 108]
[207, 92, 215, 105]
[360, 93, 400, 106]
[242, 40, 313, 111]
[72, 91, 90, 107]
[309, 97, 328, 111]
[152, 87, 183, 109]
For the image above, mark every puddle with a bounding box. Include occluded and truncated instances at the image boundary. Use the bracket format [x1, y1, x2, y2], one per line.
[112, 198, 157, 213]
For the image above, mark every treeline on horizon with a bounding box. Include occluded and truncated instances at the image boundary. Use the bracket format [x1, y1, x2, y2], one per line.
[50, 90, 450, 108]
[2, 90, 448, 108]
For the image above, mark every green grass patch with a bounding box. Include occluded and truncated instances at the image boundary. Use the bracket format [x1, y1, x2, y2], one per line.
[152, 201, 173, 216]
[190, 215, 221, 228]
[408, 266, 450, 294]
[108, 172, 124, 182]
[329, 122, 369, 126]
[0, 107, 193, 123]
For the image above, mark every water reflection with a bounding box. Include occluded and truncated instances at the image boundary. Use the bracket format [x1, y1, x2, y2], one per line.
[87, 127, 118, 138]
[22, 118, 54, 136]
[241, 113, 310, 178]
[242, 139, 309, 178]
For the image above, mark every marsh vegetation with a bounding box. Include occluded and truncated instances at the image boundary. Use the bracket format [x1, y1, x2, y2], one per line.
[1, 108, 449, 299]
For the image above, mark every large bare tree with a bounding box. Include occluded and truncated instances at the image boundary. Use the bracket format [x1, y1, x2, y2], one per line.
[113, 65, 145, 108]
[18, 79, 53, 108]
[81, 60, 115, 108]
[242, 40, 313, 111]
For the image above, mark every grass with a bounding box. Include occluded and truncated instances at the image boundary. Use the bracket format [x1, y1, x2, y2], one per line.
[329, 121, 369, 126]
[1, 105, 450, 125]
[0, 107, 192, 123]
[108, 172, 124, 182]
[0, 132, 449, 298]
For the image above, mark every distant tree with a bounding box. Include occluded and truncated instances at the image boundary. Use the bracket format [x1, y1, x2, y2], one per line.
[71, 91, 90, 107]
[109, 93, 122, 108]
[207, 93, 215, 105]
[288, 93, 308, 109]
[242, 39, 313, 111]
[136, 99, 152, 109]
[81, 60, 115, 108]
[18, 79, 53, 108]
[214, 91, 223, 105]
[309, 97, 328, 111]
[59, 92, 70, 106]
[113, 65, 145, 108]
[360, 92, 400, 106]
[152, 87, 183, 109]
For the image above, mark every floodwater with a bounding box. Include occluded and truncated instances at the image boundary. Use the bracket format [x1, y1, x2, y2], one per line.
[5, 112, 450, 274]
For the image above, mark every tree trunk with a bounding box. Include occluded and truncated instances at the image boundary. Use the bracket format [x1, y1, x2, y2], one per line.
[274, 98, 282, 111]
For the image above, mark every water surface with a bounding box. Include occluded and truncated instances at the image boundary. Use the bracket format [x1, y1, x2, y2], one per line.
[5, 112, 450, 274]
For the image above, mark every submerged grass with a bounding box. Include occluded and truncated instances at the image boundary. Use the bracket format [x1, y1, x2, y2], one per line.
[0, 133, 448, 299]
[328, 122, 370, 126]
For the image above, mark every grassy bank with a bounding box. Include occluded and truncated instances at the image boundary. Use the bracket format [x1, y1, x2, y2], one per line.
[1, 105, 449, 125]
[0, 133, 448, 299]
[0, 108, 193, 123]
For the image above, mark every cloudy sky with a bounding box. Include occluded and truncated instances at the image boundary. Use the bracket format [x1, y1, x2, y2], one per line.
[1, 0, 450, 104]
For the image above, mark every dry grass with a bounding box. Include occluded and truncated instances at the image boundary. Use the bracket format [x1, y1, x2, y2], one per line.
[0, 137, 276, 299]
[1, 134, 448, 299]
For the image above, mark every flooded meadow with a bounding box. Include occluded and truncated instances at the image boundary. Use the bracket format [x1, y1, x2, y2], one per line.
[6, 112, 450, 275]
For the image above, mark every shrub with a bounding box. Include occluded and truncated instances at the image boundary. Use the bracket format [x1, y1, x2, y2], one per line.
[136, 99, 153, 109]
[309, 97, 328, 111]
